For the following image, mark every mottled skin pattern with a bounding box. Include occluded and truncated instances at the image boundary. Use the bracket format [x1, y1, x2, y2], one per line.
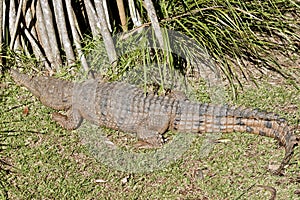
[11, 69, 299, 174]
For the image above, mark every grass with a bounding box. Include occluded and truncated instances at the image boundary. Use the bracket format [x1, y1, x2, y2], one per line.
[158, 0, 300, 91]
[1, 67, 299, 199]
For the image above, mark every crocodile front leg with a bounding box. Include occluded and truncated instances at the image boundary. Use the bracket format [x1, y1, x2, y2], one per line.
[52, 109, 83, 130]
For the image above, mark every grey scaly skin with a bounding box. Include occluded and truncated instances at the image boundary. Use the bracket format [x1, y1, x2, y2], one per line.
[10, 69, 299, 174]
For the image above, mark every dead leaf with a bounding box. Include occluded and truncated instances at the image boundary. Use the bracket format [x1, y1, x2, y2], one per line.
[268, 164, 281, 171]
[216, 139, 231, 143]
[121, 175, 130, 184]
[95, 179, 107, 183]
[23, 106, 29, 116]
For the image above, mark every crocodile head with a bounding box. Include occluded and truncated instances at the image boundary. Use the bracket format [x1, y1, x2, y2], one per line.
[11, 69, 74, 110]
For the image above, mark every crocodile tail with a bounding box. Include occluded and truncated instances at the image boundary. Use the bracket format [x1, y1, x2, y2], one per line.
[221, 105, 293, 147]
[174, 102, 299, 173]
[174, 102, 296, 147]
[278, 127, 299, 174]
[239, 107, 297, 153]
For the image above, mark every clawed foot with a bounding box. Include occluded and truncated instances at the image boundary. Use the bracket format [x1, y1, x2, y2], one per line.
[51, 112, 82, 130]
[134, 141, 162, 149]
[134, 135, 164, 149]
[52, 112, 67, 121]
[52, 112, 68, 127]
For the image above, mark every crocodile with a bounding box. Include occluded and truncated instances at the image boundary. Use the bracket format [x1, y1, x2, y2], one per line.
[10, 69, 299, 174]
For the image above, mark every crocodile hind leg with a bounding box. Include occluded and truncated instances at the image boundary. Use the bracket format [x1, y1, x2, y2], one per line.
[135, 115, 170, 148]
[52, 109, 83, 130]
[136, 128, 164, 148]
